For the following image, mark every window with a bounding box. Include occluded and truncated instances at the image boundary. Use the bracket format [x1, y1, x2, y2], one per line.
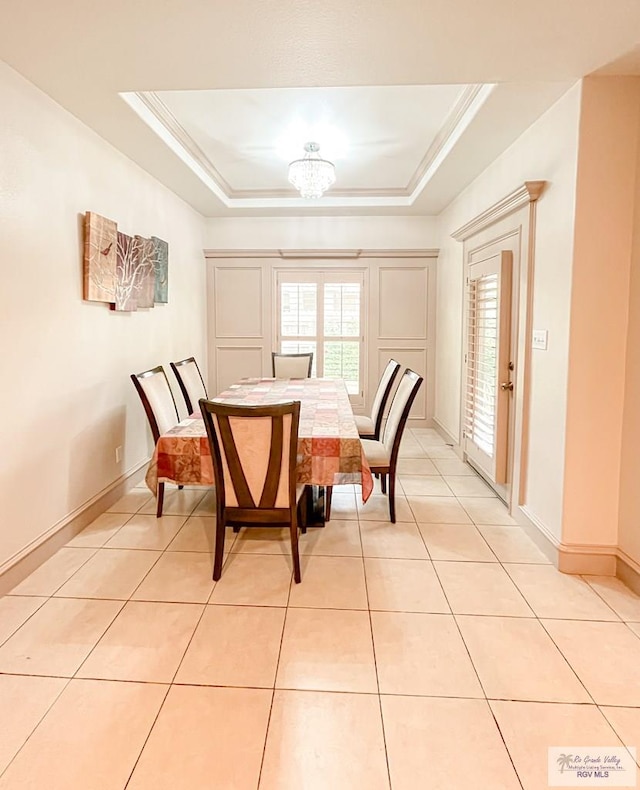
[276, 270, 364, 401]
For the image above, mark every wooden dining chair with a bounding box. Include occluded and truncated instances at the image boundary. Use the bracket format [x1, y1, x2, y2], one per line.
[199, 398, 306, 582]
[360, 368, 423, 523]
[131, 365, 180, 517]
[355, 358, 401, 440]
[271, 351, 313, 379]
[170, 356, 208, 415]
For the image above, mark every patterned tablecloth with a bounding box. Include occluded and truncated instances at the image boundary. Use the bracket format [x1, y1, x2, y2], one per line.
[145, 378, 373, 501]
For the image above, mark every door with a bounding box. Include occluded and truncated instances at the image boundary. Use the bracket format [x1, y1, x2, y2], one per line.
[464, 250, 514, 500]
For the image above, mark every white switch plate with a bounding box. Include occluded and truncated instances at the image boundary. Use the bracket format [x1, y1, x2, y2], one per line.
[532, 329, 548, 350]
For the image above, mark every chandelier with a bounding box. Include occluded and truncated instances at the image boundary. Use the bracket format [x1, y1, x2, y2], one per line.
[288, 142, 336, 199]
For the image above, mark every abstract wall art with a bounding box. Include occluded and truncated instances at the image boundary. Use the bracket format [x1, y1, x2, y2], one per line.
[83, 212, 169, 312]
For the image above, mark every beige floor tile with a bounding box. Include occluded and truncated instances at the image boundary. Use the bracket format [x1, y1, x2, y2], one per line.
[107, 488, 153, 513]
[0, 678, 166, 790]
[166, 517, 234, 553]
[458, 497, 518, 525]
[371, 611, 483, 697]
[231, 526, 292, 555]
[289, 556, 368, 609]
[490, 700, 625, 790]
[365, 558, 450, 613]
[191, 488, 216, 516]
[276, 608, 377, 693]
[433, 458, 478, 476]
[628, 621, 640, 639]
[209, 553, 292, 606]
[505, 564, 620, 620]
[357, 493, 415, 522]
[0, 597, 122, 676]
[600, 706, 640, 751]
[66, 512, 131, 548]
[0, 675, 67, 774]
[360, 520, 429, 559]
[10, 547, 97, 596]
[382, 696, 521, 790]
[127, 685, 272, 790]
[54, 548, 161, 600]
[419, 523, 497, 562]
[423, 446, 459, 459]
[543, 619, 640, 706]
[175, 604, 286, 687]
[412, 429, 446, 444]
[444, 475, 497, 497]
[435, 562, 533, 617]
[583, 575, 640, 621]
[77, 601, 203, 683]
[478, 525, 552, 564]
[325, 492, 359, 520]
[103, 513, 187, 550]
[398, 475, 453, 496]
[407, 495, 472, 524]
[137, 486, 206, 516]
[397, 457, 440, 475]
[299, 520, 362, 556]
[398, 443, 429, 459]
[260, 689, 389, 790]
[132, 551, 216, 604]
[0, 595, 48, 645]
[457, 615, 589, 703]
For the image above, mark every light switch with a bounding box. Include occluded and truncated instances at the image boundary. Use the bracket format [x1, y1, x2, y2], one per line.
[532, 329, 548, 350]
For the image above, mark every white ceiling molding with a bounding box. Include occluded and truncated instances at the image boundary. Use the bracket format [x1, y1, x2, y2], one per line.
[451, 181, 547, 241]
[122, 84, 495, 210]
[203, 248, 439, 259]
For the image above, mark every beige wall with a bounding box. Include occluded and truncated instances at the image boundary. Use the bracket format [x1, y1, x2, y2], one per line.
[562, 76, 640, 551]
[615, 80, 640, 568]
[0, 64, 207, 571]
[436, 83, 581, 540]
[204, 215, 439, 251]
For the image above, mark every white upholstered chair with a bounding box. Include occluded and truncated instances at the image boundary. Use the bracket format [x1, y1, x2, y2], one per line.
[271, 352, 313, 379]
[360, 368, 423, 523]
[131, 365, 180, 517]
[170, 356, 208, 415]
[355, 358, 401, 439]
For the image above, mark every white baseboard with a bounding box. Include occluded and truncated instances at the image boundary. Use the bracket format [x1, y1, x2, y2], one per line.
[432, 417, 462, 455]
[0, 459, 148, 596]
[617, 550, 640, 596]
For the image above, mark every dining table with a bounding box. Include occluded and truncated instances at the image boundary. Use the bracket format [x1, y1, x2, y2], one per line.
[145, 377, 374, 522]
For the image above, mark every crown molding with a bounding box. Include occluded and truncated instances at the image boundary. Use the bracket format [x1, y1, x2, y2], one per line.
[204, 248, 439, 259]
[451, 181, 547, 241]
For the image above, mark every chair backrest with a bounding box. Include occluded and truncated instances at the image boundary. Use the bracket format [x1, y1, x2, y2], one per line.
[131, 366, 180, 442]
[200, 399, 300, 513]
[381, 368, 423, 463]
[370, 359, 401, 439]
[170, 357, 208, 415]
[272, 352, 313, 379]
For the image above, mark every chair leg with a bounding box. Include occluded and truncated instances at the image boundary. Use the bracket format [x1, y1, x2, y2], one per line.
[290, 518, 301, 584]
[325, 486, 333, 522]
[156, 482, 165, 518]
[233, 526, 241, 533]
[388, 472, 396, 524]
[212, 519, 226, 581]
[381, 474, 387, 494]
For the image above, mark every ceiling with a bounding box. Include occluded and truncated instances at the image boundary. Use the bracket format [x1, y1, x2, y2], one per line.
[2, 1, 639, 217]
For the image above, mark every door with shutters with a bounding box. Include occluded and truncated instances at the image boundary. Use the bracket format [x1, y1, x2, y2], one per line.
[464, 250, 514, 500]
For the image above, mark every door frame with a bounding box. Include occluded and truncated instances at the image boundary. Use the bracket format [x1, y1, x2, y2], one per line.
[453, 181, 546, 513]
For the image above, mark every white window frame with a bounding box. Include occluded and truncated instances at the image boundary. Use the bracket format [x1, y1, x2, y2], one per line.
[275, 269, 365, 408]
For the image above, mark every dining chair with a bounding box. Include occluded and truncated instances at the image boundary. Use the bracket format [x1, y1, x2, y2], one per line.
[170, 356, 208, 415]
[131, 365, 180, 517]
[271, 351, 313, 379]
[199, 398, 306, 582]
[355, 358, 401, 440]
[353, 368, 423, 524]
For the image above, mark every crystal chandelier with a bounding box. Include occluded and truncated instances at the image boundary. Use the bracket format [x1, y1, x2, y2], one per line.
[288, 142, 336, 198]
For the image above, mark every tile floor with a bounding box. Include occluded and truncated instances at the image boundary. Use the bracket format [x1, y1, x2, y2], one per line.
[1, 427, 640, 788]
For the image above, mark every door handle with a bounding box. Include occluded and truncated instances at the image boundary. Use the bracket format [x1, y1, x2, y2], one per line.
[500, 381, 514, 391]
